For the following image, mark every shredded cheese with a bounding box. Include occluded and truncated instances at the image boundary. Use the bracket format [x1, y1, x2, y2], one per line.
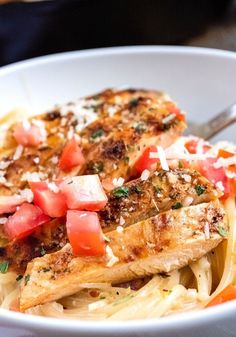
[106, 246, 119, 267]
[157, 146, 169, 171]
[162, 113, 176, 124]
[112, 177, 125, 187]
[141, 169, 150, 181]
[13, 145, 24, 161]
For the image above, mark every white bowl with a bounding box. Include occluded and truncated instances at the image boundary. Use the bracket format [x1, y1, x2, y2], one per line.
[0, 46, 236, 337]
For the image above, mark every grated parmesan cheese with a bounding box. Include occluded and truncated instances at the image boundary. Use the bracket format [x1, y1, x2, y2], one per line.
[204, 222, 210, 239]
[213, 156, 236, 169]
[119, 216, 125, 226]
[19, 189, 34, 203]
[0, 161, 11, 170]
[116, 226, 124, 233]
[112, 177, 125, 187]
[0, 217, 7, 224]
[162, 113, 176, 124]
[13, 145, 24, 161]
[51, 156, 59, 164]
[215, 181, 224, 192]
[48, 182, 60, 193]
[157, 146, 169, 171]
[106, 246, 119, 267]
[141, 169, 150, 181]
[33, 157, 40, 164]
[21, 171, 46, 182]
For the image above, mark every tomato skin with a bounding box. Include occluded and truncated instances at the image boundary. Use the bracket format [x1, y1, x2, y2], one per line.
[4, 203, 50, 240]
[206, 285, 236, 308]
[66, 210, 105, 256]
[29, 181, 67, 218]
[13, 123, 42, 147]
[199, 157, 230, 199]
[59, 137, 85, 172]
[0, 195, 26, 215]
[134, 145, 158, 173]
[60, 175, 107, 211]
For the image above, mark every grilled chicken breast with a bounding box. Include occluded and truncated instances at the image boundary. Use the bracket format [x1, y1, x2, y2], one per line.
[0, 89, 181, 195]
[20, 201, 226, 311]
[0, 168, 220, 273]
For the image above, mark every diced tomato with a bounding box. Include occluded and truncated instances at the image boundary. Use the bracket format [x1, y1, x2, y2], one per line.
[134, 145, 158, 173]
[59, 137, 85, 172]
[66, 210, 105, 256]
[185, 139, 211, 154]
[0, 195, 27, 215]
[13, 122, 43, 147]
[218, 149, 236, 196]
[218, 149, 236, 172]
[60, 175, 107, 211]
[199, 157, 230, 199]
[4, 203, 50, 240]
[29, 181, 67, 217]
[206, 284, 236, 308]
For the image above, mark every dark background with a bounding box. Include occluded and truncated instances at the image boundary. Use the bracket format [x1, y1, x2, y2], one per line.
[0, 0, 235, 67]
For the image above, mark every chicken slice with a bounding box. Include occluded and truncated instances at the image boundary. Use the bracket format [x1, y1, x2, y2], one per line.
[20, 200, 226, 311]
[99, 168, 221, 232]
[0, 168, 221, 274]
[0, 89, 173, 195]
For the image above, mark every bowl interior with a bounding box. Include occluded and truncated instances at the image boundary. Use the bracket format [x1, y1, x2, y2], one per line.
[0, 46, 236, 337]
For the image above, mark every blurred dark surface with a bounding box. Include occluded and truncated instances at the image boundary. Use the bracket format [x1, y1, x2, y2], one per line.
[0, 0, 234, 66]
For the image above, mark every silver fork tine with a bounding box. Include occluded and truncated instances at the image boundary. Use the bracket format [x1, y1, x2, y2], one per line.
[186, 102, 236, 140]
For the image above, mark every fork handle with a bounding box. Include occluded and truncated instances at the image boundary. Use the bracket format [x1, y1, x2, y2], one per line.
[201, 103, 236, 140]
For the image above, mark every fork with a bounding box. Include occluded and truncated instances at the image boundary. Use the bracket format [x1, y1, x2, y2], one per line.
[186, 102, 236, 140]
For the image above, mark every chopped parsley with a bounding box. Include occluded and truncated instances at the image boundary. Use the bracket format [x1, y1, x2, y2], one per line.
[123, 156, 130, 165]
[133, 185, 142, 194]
[217, 226, 228, 237]
[112, 186, 129, 198]
[0, 261, 9, 274]
[171, 202, 183, 210]
[42, 268, 51, 273]
[40, 247, 46, 256]
[195, 185, 206, 196]
[16, 275, 23, 282]
[132, 122, 147, 134]
[154, 186, 163, 193]
[87, 161, 104, 174]
[24, 274, 30, 285]
[91, 128, 104, 140]
[129, 97, 139, 107]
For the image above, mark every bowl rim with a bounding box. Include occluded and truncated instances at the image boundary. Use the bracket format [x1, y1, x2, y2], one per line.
[0, 45, 236, 334]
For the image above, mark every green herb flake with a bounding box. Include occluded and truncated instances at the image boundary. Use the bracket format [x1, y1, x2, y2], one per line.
[154, 186, 163, 194]
[171, 202, 183, 210]
[129, 97, 139, 107]
[195, 185, 206, 196]
[88, 161, 104, 174]
[43, 268, 51, 273]
[217, 227, 228, 238]
[123, 156, 130, 165]
[112, 186, 129, 198]
[0, 261, 9, 274]
[24, 274, 30, 285]
[133, 122, 147, 134]
[91, 129, 104, 140]
[134, 185, 142, 194]
[40, 247, 46, 256]
[16, 275, 23, 282]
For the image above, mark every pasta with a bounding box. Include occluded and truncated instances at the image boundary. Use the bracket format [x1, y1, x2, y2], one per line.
[0, 88, 235, 320]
